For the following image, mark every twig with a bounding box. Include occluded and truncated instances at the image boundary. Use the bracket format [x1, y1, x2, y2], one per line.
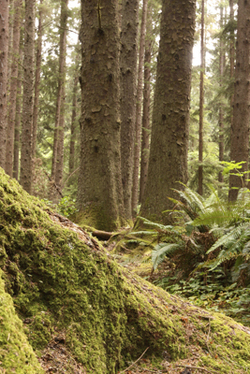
[175, 365, 217, 374]
[63, 167, 79, 187]
[118, 347, 149, 373]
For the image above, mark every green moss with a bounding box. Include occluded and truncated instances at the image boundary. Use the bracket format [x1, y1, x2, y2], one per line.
[0, 168, 250, 373]
[73, 203, 122, 231]
[0, 269, 44, 373]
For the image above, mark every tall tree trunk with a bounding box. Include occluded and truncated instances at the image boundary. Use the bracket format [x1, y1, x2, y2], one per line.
[229, 0, 235, 150]
[69, 75, 78, 174]
[0, 0, 9, 169]
[140, 0, 196, 223]
[218, 5, 225, 184]
[198, 0, 205, 196]
[120, 0, 139, 220]
[77, 0, 124, 231]
[229, 0, 250, 201]
[5, 0, 22, 176]
[139, 4, 152, 204]
[51, 0, 68, 200]
[32, 0, 43, 159]
[20, 0, 35, 194]
[13, 48, 23, 180]
[131, 0, 148, 216]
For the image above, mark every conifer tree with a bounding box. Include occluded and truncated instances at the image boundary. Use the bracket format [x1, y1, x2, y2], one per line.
[77, 0, 124, 230]
[5, 0, 22, 176]
[20, 0, 35, 194]
[0, 0, 9, 169]
[141, 0, 196, 223]
[120, 0, 139, 220]
[229, 0, 250, 201]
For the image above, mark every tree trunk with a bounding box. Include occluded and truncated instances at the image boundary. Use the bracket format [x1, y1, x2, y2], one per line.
[77, 0, 124, 231]
[131, 0, 148, 216]
[140, 0, 196, 223]
[229, 0, 250, 201]
[229, 0, 235, 163]
[139, 5, 152, 203]
[120, 0, 139, 220]
[198, 0, 205, 196]
[13, 49, 23, 181]
[5, 0, 22, 176]
[0, 0, 9, 169]
[218, 5, 225, 184]
[32, 0, 43, 159]
[51, 0, 68, 201]
[69, 75, 78, 174]
[20, 0, 35, 194]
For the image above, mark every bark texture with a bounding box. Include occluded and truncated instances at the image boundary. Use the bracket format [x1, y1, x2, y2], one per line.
[139, 4, 152, 203]
[198, 0, 205, 196]
[5, 0, 22, 176]
[69, 75, 78, 174]
[0, 0, 9, 169]
[32, 0, 43, 159]
[141, 0, 196, 223]
[13, 46, 23, 180]
[218, 6, 225, 184]
[78, 0, 124, 231]
[132, 0, 148, 215]
[229, 0, 250, 201]
[20, 0, 35, 194]
[120, 0, 139, 220]
[51, 0, 68, 200]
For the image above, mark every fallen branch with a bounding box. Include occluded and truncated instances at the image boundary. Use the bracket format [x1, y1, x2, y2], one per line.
[118, 347, 149, 374]
[92, 230, 113, 241]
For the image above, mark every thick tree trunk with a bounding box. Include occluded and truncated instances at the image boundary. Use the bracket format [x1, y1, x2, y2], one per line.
[198, 0, 205, 196]
[5, 0, 22, 176]
[51, 0, 68, 201]
[32, 0, 43, 159]
[229, 0, 250, 201]
[120, 0, 139, 220]
[139, 5, 152, 203]
[131, 0, 148, 216]
[20, 0, 35, 194]
[0, 0, 9, 169]
[78, 0, 124, 231]
[69, 75, 78, 174]
[140, 0, 196, 223]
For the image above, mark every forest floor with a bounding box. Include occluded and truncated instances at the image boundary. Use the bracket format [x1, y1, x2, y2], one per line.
[38, 214, 249, 374]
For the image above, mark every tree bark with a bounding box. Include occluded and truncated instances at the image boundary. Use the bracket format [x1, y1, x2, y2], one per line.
[120, 0, 139, 220]
[13, 48, 23, 181]
[78, 0, 124, 231]
[32, 0, 43, 159]
[69, 75, 78, 174]
[51, 0, 68, 201]
[0, 0, 9, 169]
[140, 0, 196, 223]
[229, 0, 250, 201]
[131, 0, 148, 216]
[218, 5, 225, 184]
[20, 0, 35, 194]
[5, 0, 22, 176]
[198, 0, 205, 196]
[139, 5, 152, 203]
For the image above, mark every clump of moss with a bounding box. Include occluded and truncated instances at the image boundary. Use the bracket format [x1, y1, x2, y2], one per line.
[1, 167, 250, 373]
[0, 269, 44, 373]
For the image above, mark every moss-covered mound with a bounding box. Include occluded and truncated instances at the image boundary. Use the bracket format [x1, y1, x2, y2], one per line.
[1, 167, 250, 373]
[0, 269, 44, 373]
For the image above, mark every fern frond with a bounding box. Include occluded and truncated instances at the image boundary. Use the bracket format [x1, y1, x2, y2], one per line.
[152, 243, 181, 270]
